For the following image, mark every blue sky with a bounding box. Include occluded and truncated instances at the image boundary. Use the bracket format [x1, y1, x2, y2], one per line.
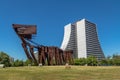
[0, 0, 120, 60]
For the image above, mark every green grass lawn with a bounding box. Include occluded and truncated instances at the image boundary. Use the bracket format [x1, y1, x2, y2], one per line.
[0, 66, 120, 80]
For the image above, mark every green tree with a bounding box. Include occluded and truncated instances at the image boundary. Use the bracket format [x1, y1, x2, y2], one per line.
[100, 59, 107, 65]
[0, 52, 10, 67]
[24, 59, 32, 66]
[79, 58, 86, 65]
[0, 56, 2, 62]
[74, 58, 86, 65]
[112, 54, 120, 66]
[14, 59, 24, 67]
[74, 59, 80, 65]
[87, 56, 98, 66]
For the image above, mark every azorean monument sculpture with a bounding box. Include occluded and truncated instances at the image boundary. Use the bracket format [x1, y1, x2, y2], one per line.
[12, 24, 73, 66]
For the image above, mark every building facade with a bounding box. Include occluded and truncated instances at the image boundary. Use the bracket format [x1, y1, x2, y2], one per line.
[61, 19, 105, 60]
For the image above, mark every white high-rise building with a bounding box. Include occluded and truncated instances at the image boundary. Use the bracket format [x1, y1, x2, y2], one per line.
[61, 19, 105, 60]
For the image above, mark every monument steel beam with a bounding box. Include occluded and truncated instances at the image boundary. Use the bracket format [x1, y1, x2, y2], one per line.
[21, 42, 33, 61]
[29, 45, 38, 64]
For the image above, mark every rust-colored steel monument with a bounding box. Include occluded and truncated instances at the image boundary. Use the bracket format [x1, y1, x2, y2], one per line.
[13, 24, 73, 65]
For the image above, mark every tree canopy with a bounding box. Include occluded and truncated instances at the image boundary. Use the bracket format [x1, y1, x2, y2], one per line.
[0, 51, 11, 67]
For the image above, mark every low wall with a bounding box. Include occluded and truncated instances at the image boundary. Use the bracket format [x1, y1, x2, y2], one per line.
[0, 64, 5, 68]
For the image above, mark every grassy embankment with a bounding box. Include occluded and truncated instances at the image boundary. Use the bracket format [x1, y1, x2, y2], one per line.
[0, 66, 120, 80]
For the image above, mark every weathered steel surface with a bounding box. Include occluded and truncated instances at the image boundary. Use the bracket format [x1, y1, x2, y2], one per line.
[13, 24, 36, 39]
